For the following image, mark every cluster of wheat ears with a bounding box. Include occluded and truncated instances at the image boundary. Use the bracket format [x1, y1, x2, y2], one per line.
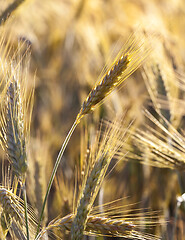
[1, 0, 185, 240]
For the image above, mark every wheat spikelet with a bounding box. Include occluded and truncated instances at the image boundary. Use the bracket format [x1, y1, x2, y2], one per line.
[71, 117, 130, 239]
[0, 187, 24, 224]
[38, 213, 134, 239]
[0, 39, 34, 181]
[37, 210, 161, 240]
[76, 31, 150, 123]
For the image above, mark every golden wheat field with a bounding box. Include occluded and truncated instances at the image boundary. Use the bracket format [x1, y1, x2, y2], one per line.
[0, 0, 185, 239]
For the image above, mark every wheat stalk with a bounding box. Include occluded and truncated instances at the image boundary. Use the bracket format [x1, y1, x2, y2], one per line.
[36, 30, 150, 236]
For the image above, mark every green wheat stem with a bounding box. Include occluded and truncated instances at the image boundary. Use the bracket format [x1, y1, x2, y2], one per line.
[23, 183, 29, 240]
[35, 120, 78, 238]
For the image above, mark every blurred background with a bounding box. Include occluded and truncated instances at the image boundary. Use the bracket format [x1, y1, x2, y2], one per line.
[1, 0, 185, 239]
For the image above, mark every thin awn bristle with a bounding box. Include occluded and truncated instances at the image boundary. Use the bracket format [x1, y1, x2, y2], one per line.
[76, 31, 150, 123]
[37, 213, 160, 240]
[123, 109, 185, 170]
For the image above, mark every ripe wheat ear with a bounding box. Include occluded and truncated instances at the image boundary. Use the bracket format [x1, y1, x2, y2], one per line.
[0, 41, 34, 182]
[76, 30, 150, 123]
[37, 30, 151, 236]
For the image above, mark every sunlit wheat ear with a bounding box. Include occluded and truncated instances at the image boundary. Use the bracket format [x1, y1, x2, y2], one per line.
[37, 31, 150, 235]
[71, 116, 129, 239]
[76, 31, 150, 123]
[0, 42, 34, 181]
[37, 200, 162, 240]
[123, 109, 185, 170]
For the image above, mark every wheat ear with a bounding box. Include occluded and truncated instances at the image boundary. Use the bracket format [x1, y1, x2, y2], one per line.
[0, 185, 38, 240]
[38, 213, 134, 239]
[0, 39, 34, 240]
[71, 118, 127, 239]
[37, 30, 150, 236]
[0, 41, 34, 182]
[5, 81, 27, 178]
[76, 31, 150, 123]
[37, 213, 160, 240]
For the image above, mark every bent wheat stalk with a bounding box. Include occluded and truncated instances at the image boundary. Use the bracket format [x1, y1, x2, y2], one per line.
[37, 30, 150, 237]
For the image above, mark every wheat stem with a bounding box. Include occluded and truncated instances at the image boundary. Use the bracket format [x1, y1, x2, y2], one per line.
[35, 120, 78, 238]
[23, 183, 29, 240]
